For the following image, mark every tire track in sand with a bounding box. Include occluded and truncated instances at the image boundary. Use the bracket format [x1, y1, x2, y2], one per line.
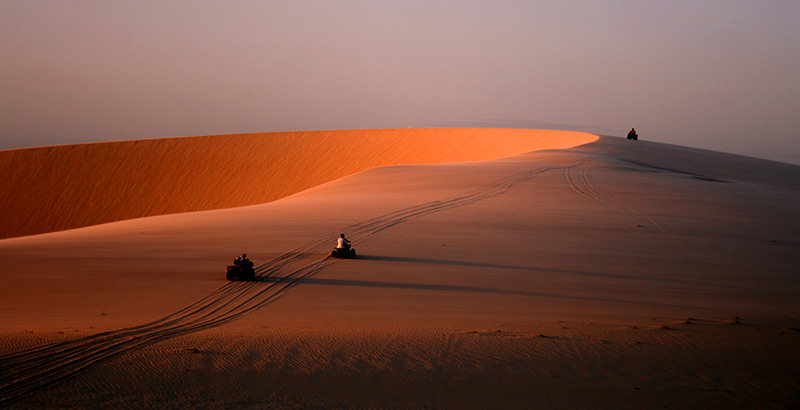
[564, 161, 666, 234]
[0, 165, 554, 404]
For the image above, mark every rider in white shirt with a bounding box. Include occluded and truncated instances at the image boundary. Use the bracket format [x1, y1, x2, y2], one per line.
[336, 233, 350, 250]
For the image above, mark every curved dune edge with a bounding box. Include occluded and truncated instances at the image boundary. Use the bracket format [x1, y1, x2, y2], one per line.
[0, 128, 597, 239]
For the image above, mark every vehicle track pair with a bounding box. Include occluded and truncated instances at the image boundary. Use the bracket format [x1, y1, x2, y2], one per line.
[0, 165, 553, 404]
[564, 160, 666, 235]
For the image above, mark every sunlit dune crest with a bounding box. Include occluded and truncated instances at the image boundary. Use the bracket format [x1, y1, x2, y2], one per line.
[0, 128, 596, 239]
[1, 132, 798, 408]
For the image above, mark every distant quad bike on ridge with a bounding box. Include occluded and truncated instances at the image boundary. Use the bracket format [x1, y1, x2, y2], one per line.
[226, 258, 255, 281]
[331, 247, 356, 258]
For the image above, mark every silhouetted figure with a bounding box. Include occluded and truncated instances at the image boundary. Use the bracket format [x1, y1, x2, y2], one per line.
[227, 253, 255, 280]
[627, 128, 638, 141]
[234, 253, 252, 268]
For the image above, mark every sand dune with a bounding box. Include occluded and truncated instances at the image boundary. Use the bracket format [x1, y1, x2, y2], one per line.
[1, 131, 798, 408]
[0, 128, 596, 239]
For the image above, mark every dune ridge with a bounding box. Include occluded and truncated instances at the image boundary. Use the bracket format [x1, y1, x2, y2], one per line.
[0, 128, 596, 239]
[2, 135, 798, 408]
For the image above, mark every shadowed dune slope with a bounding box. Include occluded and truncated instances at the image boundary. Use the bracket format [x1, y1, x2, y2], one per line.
[0, 128, 596, 239]
[1, 136, 799, 408]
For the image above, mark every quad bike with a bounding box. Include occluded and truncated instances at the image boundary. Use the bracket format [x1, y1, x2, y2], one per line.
[331, 247, 356, 258]
[226, 259, 255, 281]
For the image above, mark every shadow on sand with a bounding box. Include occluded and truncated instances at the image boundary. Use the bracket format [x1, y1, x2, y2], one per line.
[254, 257, 700, 309]
[352, 254, 682, 285]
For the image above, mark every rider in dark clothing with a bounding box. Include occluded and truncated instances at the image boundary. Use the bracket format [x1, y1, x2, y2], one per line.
[627, 128, 638, 140]
[235, 253, 252, 268]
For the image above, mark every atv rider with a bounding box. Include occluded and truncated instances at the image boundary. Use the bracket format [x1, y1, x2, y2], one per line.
[627, 128, 638, 140]
[336, 234, 351, 251]
[235, 253, 252, 268]
[235, 253, 246, 264]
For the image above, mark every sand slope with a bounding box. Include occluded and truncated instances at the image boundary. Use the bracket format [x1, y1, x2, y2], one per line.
[0, 128, 596, 239]
[1, 132, 799, 408]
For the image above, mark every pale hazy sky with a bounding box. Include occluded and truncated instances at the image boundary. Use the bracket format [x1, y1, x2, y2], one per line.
[2, 1, 798, 164]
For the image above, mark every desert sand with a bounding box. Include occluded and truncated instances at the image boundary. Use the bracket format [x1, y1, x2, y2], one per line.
[1, 129, 798, 409]
[0, 128, 595, 239]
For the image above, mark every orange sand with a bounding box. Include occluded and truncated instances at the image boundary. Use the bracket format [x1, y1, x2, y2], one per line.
[0, 128, 596, 239]
[1, 130, 798, 408]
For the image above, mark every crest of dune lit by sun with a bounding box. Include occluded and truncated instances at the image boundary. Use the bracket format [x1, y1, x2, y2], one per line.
[0, 128, 596, 239]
